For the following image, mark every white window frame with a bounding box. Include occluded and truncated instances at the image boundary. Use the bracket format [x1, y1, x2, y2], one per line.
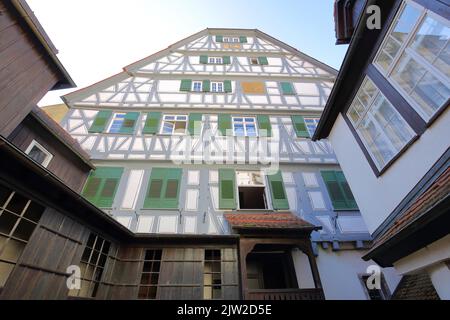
[107, 112, 127, 133]
[347, 77, 416, 170]
[232, 116, 259, 137]
[303, 118, 320, 137]
[192, 81, 203, 92]
[208, 57, 223, 64]
[211, 81, 224, 93]
[159, 114, 188, 136]
[25, 140, 53, 168]
[223, 37, 239, 43]
[235, 171, 269, 210]
[373, 0, 450, 122]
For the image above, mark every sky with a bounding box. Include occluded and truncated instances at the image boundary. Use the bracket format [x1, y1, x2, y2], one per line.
[27, 0, 348, 106]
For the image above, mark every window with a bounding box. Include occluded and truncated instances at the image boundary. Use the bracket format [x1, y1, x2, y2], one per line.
[82, 167, 124, 208]
[0, 185, 44, 288]
[107, 113, 126, 133]
[69, 233, 111, 298]
[374, 1, 450, 121]
[236, 171, 267, 210]
[223, 37, 239, 43]
[25, 140, 53, 168]
[160, 115, 188, 135]
[250, 58, 259, 65]
[144, 168, 182, 209]
[347, 77, 415, 170]
[211, 82, 224, 93]
[321, 171, 358, 211]
[192, 81, 203, 92]
[138, 249, 162, 300]
[204, 250, 222, 299]
[304, 118, 320, 137]
[209, 57, 223, 64]
[232, 117, 258, 137]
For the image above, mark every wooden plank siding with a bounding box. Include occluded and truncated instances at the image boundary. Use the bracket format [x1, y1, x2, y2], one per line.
[7, 115, 91, 192]
[0, 0, 61, 137]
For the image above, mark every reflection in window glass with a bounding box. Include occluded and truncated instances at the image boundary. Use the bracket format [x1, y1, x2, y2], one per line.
[347, 77, 415, 169]
[232, 117, 258, 137]
[374, 2, 450, 121]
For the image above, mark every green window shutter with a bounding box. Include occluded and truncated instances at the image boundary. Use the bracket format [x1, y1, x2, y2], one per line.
[258, 57, 269, 65]
[219, 169, 236, 210]
[216, 35, 223, 42]
[281, 82, 295, 95]
[144, 168, 182, 209]
[218, 114, 232, 136]
[321, 171, 356, 210]
[336, 171, 358, 210]
[89, 110, 112, 133]
[82, 167, 124, 208]
[223, 56, 231, 65]
[119, 112, 139, 134]
[180, 79, 192, 92]
[202, 80, 211, 92]
[200, 55, 208, 64]
[188, 113, 203, 136]
[291, 115, 310, 138]
[143, 112, 162, 135]
[267, 171, 289, 210]
[239, 36, 248, 43]
[224, 80, 232, 93]
[257, 115, 272, 137]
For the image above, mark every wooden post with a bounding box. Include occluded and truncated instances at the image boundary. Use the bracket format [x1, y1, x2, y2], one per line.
[239, 238, 257, 300]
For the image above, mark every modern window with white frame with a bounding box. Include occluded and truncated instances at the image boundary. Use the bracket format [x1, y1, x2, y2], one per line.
[160, 115, 188, 135]
[107, 112, 127, 133]
[374, 0, 450, 122]
[347, 77, 416, 170]
[192, 81, 203, 92]
[211, 82, 224, 93]
[232, 117, 258, 137]
[304, 118, 320, 137]
[208, 57, 223, 64]
[25, 140, 53, 168]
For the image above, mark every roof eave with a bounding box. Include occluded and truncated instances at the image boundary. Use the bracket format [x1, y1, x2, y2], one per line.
[11, 0, 76, 90]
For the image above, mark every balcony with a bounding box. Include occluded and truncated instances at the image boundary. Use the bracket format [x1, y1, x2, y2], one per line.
[247, 288, 325, 300]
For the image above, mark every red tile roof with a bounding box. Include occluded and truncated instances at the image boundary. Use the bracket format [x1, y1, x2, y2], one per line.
[372, 167, 450, 250]
[224, 213, 317, 230]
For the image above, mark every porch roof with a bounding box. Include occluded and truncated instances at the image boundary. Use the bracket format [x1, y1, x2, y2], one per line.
[224, 213, 319, 232]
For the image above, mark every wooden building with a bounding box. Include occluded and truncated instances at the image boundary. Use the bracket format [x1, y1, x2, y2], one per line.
[315, 0, 449, 299]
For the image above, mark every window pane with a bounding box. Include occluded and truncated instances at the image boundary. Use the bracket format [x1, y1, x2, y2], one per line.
[101, 179, 118, 197]
[393, 54, 449, 119]
[23, 202, 44, 223]
[28, 146, 47, 165]
[0, 211, 19, 235]
[233, 123, 245, 136]
[165, 180, 179, 199]
[372, 96, 415, 151]
[162, 122, 174, 134]
[246, 124, 257, 136]
[391, 4, 421, 43]
[148, 180, 163, 199]
[0, 185, 12, 208]
[358, 118, 395, 168]
[0, 262, 14, 287]
[5, 193, 28, 214]
[13, 219, 36, 241]
[0, 239, 25, 263]
[410, 16, 450, 77]
[174, 121, 186, 134]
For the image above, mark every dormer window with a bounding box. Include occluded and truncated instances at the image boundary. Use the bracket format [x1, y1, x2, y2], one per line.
[25, 140, 53, 168]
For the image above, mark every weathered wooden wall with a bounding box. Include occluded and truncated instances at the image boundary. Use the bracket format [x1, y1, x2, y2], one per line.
[0, 0, 60, 137]
[7, 115, 91, 192]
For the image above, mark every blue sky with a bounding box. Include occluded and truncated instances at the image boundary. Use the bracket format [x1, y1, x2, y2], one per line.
[28, 0, 348, 106]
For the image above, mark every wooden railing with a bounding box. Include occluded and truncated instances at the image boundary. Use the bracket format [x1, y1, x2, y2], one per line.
[247, 288, 325, 300]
